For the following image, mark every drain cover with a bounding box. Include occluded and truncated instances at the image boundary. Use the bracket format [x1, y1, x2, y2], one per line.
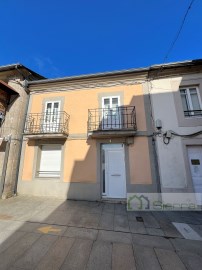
[136, 216, 144, 222]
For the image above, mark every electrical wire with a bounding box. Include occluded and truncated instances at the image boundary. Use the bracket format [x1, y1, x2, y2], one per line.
[151, 0, 196, 80]
[171, 129, 202, 138]
[163, 0, 196, 63]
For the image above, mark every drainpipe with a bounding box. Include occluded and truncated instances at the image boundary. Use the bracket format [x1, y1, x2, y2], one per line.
[14, 82, 30, 195]
[152, 136, 162, 193]
[0, 135, 11, 198]
[146, 79, 162, 194]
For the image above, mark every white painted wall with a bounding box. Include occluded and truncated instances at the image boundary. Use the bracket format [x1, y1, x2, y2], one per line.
[148, 73, 202, 192]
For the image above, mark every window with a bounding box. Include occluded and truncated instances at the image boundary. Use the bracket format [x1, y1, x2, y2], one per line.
[37, 145, 62, 178]
[180, 87, 202, 117]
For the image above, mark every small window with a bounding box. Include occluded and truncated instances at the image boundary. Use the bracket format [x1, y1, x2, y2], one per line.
[180, 87, 202, 117]
[37, 145, 62, 178]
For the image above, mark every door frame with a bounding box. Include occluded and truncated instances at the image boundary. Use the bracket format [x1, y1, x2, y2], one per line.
[43, 101, 61, 131]
[101, 143, 126, 199]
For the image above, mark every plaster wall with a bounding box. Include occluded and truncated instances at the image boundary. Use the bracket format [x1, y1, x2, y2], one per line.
[150, 73, 202, 191]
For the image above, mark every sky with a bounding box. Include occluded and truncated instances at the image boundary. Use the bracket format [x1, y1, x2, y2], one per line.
[1, 0, 202, 78]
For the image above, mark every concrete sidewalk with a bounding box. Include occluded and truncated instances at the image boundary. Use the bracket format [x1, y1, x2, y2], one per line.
[0, 196, 202, 270]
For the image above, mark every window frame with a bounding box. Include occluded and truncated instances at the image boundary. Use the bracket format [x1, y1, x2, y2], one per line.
[36, 144, 62, 179]
[180, 86, 202, 117]
[101, 96, 121, 129]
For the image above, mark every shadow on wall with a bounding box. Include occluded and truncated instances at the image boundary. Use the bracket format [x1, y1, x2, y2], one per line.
[66, 93, 152, 200]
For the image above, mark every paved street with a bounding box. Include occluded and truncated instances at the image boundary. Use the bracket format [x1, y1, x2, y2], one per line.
[0, 196, 202, 270]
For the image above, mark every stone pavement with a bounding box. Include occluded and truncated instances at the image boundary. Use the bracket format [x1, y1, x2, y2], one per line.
[0, 196, 201, 270]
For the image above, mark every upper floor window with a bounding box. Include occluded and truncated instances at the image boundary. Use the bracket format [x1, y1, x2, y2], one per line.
[180, 87, 202, 117]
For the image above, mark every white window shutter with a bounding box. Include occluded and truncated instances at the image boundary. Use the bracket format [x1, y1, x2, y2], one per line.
[39, 145, 61, 177]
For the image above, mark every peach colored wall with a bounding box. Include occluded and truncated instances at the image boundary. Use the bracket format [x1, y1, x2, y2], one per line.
[22, 83, 152, 184]
[29, 84, 147, 133]
[129, 137, 152, 184]
[21, 141, 35, 181]
[64, 140, 97, 183]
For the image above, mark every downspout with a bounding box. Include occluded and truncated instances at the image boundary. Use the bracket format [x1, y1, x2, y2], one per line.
[0, 135, 11, 198]
[13, 81, 30, 195]
[146, 77, 162, 194]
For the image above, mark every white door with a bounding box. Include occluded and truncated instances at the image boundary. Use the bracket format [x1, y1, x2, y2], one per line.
[102, 97, 121, 129]
[102, 144, 126, 198]
[43, 101, 60, 132]
[187, 146, 202, 205]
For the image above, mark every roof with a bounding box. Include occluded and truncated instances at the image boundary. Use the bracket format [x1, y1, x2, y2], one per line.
[0, 80, 18, 95]
[0, 63, 45, 80]
[27, 59, 202, 85]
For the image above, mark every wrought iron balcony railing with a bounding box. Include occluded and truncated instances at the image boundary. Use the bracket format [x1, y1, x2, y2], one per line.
[88, 106, 136, 133]
[184, 110, 202, 117]
[24, 111, 70, 135]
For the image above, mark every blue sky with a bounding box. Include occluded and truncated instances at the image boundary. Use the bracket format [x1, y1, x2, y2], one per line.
[1, 0, 201, 78]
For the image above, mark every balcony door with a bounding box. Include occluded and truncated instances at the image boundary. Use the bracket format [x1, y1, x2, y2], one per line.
[102, 96, 121, 129]
[43, 101, 60, 132]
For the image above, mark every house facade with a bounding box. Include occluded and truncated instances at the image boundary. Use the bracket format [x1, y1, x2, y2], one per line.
[147, 60, 202, 205]
[0, 64, 44, 198]
[18, 69, 159, 200]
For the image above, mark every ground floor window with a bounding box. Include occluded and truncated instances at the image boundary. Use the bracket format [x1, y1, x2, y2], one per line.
[37, 144, 62, 178]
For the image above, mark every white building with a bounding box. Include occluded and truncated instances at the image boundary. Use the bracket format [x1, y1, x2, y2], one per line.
[148, 60, 202, 205]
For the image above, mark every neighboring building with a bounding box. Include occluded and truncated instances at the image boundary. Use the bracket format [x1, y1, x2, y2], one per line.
[0, 64, 44, 198]
[17, 68, 159, 200]
[147, 60, 202, 205]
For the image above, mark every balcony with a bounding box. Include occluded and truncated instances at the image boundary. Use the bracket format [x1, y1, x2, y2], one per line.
[88, 106, 137, 138]
[184, 110, 202, 117]
[24, 111, 70, 139]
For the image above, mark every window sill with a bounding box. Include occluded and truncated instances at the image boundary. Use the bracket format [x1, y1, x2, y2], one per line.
[34, 177, 61, 182]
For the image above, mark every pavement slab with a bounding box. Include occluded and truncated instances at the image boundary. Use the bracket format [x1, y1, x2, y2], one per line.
[170, 238, 202, 256]
[129, 221, 147, 234]
[114, 214, 130, 232]
[64, 227, 98, 240]
[155, 248, 187, 270]
[0, 231, 26, 254]
[98, 230, 132, 244]
[13, 234, 58, 269]
[61, 238, 93, 270]
[98, 213, 114, 230]
[35, 236, 75, 270]
[132, 234, 173, 250]
[146, 228, 165, 236]
[86, 241, 112, 270]
[103, 203, 115, 214]
[112, 243, 136, 270]
[0, 232, 41, 270]
[133, 246, 162, 270]
[177, 251, 202, 270]
[114, 204, 127, 216]
[152, 211, 183, 238]
[141, 213, 160, 229]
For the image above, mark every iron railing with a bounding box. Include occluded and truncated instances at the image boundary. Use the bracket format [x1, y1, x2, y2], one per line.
[184, 110, 202, 117]
[88, 106, 136, 132]
[24, 111, 70, 135]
